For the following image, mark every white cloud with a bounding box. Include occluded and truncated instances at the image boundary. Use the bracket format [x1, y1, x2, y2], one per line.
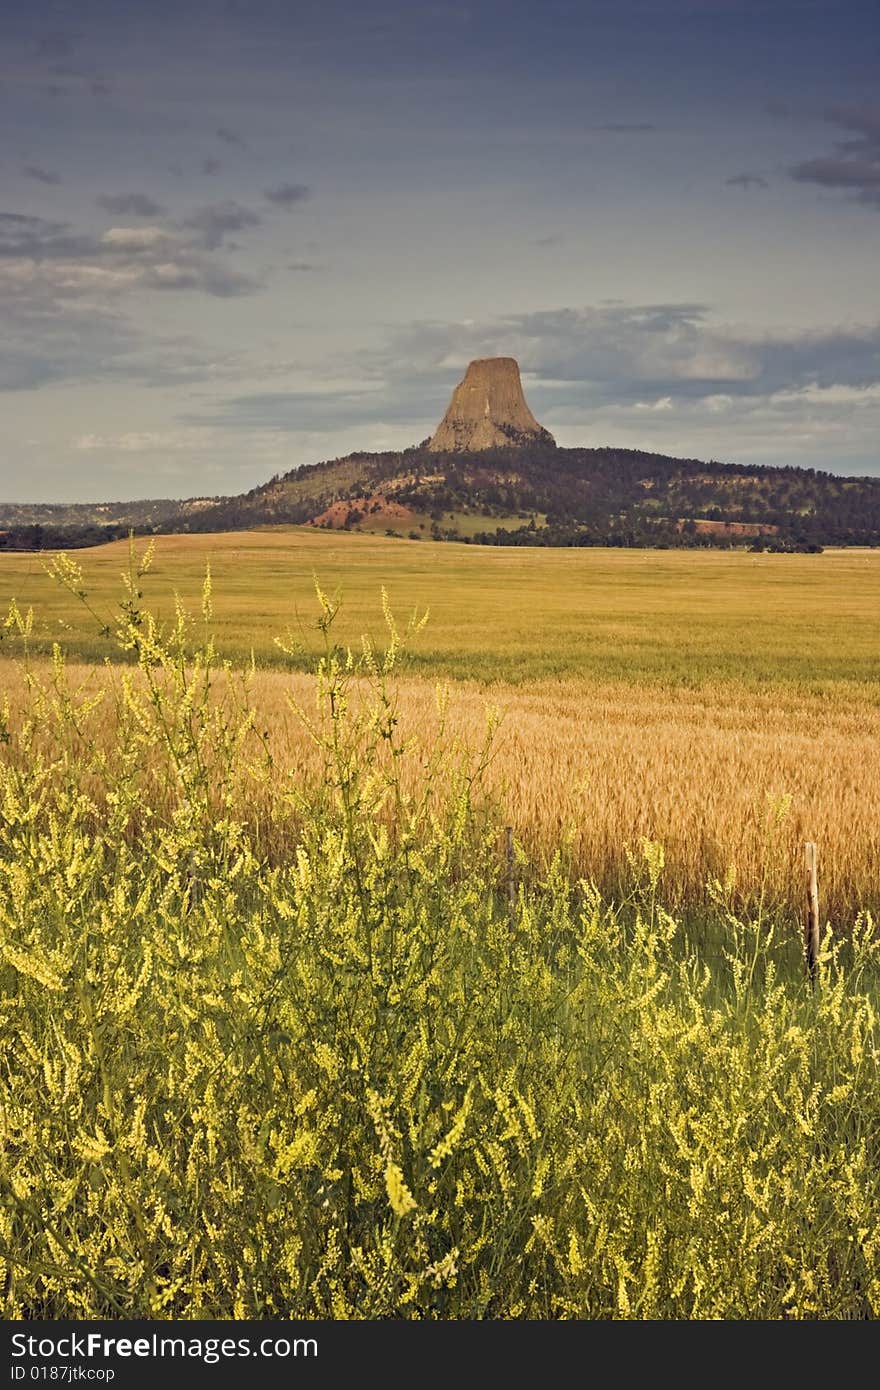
[101, 226, 170, 249]
[76, 428, 219, 452]
[72, 424, 302, 462]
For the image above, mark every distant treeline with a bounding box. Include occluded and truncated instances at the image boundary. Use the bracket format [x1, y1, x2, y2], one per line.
[464, 523, 824, 553]
[0, 523, 129, 551]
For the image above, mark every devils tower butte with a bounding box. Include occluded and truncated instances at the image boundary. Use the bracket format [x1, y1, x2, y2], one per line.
[427, 357, 555, 452]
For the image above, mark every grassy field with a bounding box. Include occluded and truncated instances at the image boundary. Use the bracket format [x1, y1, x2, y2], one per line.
[1, 527, 879, 684]
[1, 530, 878, 918]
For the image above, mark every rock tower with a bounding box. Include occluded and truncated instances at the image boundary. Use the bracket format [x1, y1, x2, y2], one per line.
[427, 357, 555, 452]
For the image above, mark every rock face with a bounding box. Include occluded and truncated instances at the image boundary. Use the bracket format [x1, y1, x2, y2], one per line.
[427, 357, 555, 452]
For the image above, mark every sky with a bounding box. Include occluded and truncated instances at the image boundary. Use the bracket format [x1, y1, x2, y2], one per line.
[2, 0, 879, 502]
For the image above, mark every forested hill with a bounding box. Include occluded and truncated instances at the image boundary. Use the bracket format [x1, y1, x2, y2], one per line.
[0, 496, 220, 552]
[3, 443, 880, 550]
[169, 443, 880, 551]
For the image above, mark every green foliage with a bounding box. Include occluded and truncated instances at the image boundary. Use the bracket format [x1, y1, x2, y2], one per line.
[2, 554, 880, 1318]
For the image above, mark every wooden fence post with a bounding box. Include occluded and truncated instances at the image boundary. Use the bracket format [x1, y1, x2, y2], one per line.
[506, 825, 515, 922]
[804, 841, 820, 985]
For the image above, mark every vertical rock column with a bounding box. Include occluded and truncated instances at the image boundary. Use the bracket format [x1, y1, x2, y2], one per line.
[428, 357, 555, 451]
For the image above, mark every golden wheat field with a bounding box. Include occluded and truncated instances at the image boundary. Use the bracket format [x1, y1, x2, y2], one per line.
[2, 663, 877, 917]
[0, 530, 878, 918]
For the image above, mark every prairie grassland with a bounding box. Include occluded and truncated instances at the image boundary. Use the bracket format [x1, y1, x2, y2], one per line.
[0, 532, 878, 917]
[1, 528, 879, 684]
[2, 661, 877, 919]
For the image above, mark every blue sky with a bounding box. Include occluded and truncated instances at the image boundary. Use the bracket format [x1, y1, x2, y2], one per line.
[2, 0, 879, 501]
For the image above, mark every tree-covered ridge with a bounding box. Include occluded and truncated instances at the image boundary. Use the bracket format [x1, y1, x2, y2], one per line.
[179, 444, 880, 550]
[4, 443, 880, 549]
[0, 496, 222, 550]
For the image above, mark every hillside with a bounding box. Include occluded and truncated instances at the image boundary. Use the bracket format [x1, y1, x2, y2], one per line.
[4, 443, 880, 550]
[168, 443, 880, 551]
[0, 496, 220, 551]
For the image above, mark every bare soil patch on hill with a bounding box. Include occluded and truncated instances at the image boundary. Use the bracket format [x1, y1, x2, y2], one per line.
[308, 493, 416, 529]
